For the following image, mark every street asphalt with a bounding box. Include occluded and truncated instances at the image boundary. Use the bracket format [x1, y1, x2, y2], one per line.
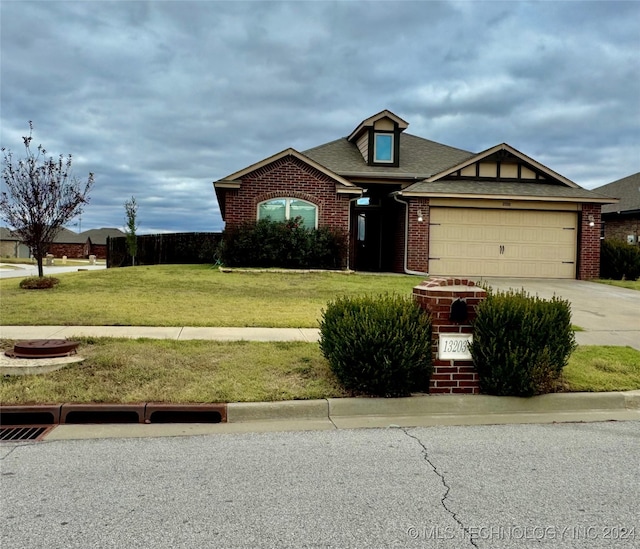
[2, 422, 639, 548]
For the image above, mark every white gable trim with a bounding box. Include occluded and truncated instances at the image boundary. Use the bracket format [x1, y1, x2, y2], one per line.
[426, 143, 580, 188]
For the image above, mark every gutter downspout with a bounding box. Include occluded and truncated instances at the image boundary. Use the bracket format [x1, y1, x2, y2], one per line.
[393, 193, 429, 276]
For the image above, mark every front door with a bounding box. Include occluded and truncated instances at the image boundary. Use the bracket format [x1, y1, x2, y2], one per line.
[353, 207, 382, 271]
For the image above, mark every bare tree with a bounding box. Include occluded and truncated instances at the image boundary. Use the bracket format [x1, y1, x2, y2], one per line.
[1, 122, 94, 277]
[124, 196, 138, 266]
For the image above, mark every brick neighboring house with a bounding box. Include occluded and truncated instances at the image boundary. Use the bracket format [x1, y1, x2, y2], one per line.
[596, 172, 640, 246]
[49, 227, 125, 259]
[213, 110, 616, 279]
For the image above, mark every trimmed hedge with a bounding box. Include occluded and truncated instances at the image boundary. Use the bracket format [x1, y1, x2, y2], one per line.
[469, 288, 576, 397]
[319, 294, 432, 397]
[600, 239, 640, 280]
[219, 218, 348, 269]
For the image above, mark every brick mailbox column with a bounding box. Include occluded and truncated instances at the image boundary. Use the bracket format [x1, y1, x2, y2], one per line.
[413, 278, 487, 394]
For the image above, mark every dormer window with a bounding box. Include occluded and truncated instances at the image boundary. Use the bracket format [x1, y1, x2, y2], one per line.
[374, 133, 394, 163]
[347, 110, 407, 168]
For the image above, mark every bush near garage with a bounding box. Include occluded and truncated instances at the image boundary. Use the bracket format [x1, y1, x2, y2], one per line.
[219, 217, 348, 269]
[469, 288, 576, 397]
[319, 294, 433, 397]
[600, 239, 640, 281]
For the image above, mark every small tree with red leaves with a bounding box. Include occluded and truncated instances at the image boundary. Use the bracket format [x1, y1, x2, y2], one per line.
[1, 122, 94, 277]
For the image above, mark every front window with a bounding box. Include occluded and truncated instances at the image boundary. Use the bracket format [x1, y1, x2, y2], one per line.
[258, 198, 318, 228]
[374, 133, 393, 163]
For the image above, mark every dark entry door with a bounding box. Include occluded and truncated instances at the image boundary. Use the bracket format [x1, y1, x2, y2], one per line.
[353, 208, 382, 271]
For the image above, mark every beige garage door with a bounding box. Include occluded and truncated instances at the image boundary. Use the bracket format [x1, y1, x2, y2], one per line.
[429, 208, 577, 278]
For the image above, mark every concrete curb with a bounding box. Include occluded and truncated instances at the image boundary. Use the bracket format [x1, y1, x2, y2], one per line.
[227, 400, 328, 422]
[225, 391, 640, 424]
[8, 391, 635, 441]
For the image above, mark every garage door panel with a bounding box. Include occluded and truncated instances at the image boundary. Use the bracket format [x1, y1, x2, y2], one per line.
[429, 208, 577, 278]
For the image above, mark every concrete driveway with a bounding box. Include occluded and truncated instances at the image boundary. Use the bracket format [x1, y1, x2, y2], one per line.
[481, 278, 640, 349]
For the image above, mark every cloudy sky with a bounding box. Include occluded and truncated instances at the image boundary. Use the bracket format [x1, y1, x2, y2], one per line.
[1, 0, 638, 234]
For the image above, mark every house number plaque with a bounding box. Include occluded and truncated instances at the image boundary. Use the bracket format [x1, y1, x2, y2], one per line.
[438, 334, 473, 360]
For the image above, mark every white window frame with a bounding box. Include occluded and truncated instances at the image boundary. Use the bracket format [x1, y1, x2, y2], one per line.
[373, 133, 394, 163]
[257, 198, 318, 229]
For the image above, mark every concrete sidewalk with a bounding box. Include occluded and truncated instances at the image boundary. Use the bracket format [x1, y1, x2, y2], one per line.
[0, 325, 321, 342]
[1, 324, 639, 348]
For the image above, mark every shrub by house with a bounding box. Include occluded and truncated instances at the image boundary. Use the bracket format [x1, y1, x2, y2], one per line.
[219, 218, 347, 269]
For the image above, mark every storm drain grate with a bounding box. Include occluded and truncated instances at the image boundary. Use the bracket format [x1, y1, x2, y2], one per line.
[0, 426, 52, 442]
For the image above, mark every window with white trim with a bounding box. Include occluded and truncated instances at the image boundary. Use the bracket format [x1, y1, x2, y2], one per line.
[257, 198, 318, 228]
[374, 133, 394, 163]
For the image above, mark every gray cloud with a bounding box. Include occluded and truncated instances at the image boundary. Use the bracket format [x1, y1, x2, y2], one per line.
[1, 1, 638, 233]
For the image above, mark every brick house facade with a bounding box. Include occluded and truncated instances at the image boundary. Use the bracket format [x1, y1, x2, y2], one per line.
[596, 172, 640, 247]
[214, 110, 615, 279]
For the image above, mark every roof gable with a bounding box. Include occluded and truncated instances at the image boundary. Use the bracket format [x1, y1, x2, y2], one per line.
[425, 143, 579, 188]
[215, 148, 357, 189]
[398, 143, 618, 205]
[347, 109, 409, 143]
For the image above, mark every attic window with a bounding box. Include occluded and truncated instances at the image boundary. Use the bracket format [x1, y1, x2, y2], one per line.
[373, 133, 393, 163]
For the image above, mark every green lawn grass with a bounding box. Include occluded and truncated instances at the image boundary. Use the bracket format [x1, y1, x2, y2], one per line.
[2, 339, 638, 405]
[0, 265, 423, 327]
[0, 338, 347, 405]
[561, 346, 640, 392]
[594, 279, 640, 291]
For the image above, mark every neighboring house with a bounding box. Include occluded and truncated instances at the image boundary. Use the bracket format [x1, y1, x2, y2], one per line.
[0, 226, 124, 259]
[80, 228, 126, 259]
[214, 110, 616, 279]
[595, 172, 640, 246]
[49, 227, 89, 258]
[49, 227, 125, 259]
[0, 227, 30, 258]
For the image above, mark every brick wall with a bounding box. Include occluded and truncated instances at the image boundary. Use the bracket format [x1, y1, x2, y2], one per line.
[407, 198, 430, 273]
[578, 203, 602, 280]
[413, 277, 486, 394]
[223, 155, 351, 233]
[48, 243, 87, 259]
[603, 214, 640, 245]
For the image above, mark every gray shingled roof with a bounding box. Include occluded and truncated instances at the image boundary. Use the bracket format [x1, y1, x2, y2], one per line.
[81, 228, 125, 245]
[596, 172, 640, 214]
[303, 133, 474, 179]
[0, 227, 20, 240]
[401, 180, 617, 202]
[53, 228, 87, 243]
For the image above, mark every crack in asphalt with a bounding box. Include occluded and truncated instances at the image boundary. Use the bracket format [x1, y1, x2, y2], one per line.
[0, 440, 43, 460]
[401, 427, 479, 549]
